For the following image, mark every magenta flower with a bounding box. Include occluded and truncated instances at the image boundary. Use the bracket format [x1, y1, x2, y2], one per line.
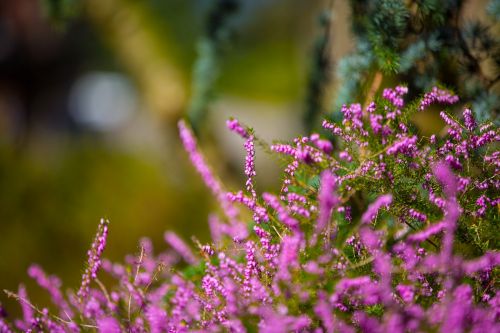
[77, 218, 109, 301]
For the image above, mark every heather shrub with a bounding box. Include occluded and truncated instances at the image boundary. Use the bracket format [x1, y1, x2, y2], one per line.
[1, 86, 499, 332]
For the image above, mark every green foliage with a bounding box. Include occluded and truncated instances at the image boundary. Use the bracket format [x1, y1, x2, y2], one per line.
[41, 0, 79, 28]
[331, 0, 500, 122]
[487, 0, 500, 20]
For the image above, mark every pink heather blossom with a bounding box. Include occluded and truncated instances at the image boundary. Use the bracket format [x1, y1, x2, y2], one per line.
[396, 284, 415, 303]
[226, 118, 249, 139]
[243, 241, 259, 295]
[463, 252, 500, 274]
[419, 86, 459, 111]
[382, 85, 408, 108]
[369, 113, 383, 134]
[386, 135, 418, 157]
[263, 192, 299, 230]
[0, 318, 12, 333]
[366, 101, 377, 113]
[97, 317, 121, 333]
[270, 143, 296, 156]
[361, 194, 393, 224]
[316, 170, 338, 235]
[77, 218, 109, 301]
[227, 191, 268, 223]
[28, 265, 73, 319]
[164, 231, 198, 265]
[408, 221, 447, 243]
[244, 135, 256, 198]
[178, 120, 238, 220]
[339, 150, 352, 162]
[408, 208, 427, 223]
[16, 285, 33, 331]
[275, 235, 300, 282]
[462, 108, 476, 131]
[227, 118, 257, 198]
[309, 133, 333, 154]
[314, 294, 335, 333]
[315, 139, 333, 154]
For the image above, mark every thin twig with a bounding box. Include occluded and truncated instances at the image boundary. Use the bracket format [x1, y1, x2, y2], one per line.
[129, 246, 145, 323]
[95, 278, 112, 305]
[363, 71, 383, 111]
[4, 290, 97, 329]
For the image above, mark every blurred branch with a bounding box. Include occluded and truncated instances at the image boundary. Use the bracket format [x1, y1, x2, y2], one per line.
[187, 0, 239, 135]
[303, 0, 334, 134]
[83, 0, 186, 120]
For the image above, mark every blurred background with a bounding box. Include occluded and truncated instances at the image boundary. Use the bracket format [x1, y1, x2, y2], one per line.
[0, 0, 351, 314]
[0, 0, 496, 316]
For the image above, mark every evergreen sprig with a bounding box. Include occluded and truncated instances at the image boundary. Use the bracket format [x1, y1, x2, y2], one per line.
[331, 0, 500, 122]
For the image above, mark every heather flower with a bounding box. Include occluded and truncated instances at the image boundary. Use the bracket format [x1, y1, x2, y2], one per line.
[227, 191, 268, 223]
[361, 194, 392, 224]
[178, 120, 238, 220]
[312, 138, 333, 154]
[419, 86, 459, 111]
[396, 284, 415, 303]
[243, 135, 256, 198]
[369, 113, 383, 134]
[408, 221, 447, 243]
[316, 170, 338, 235]
[314, 294, 335, 333]
[275, 235, 300, 282]
[382, 85, 408, 108]
[262, 192, 299, 231]
[226, 118, 249, 139]
[16, 285, 33, 331]
[339, 150, 352, 162]
[77, 218, 109, 301]
[97, 317, 121, 333]
[463, 108, 476, 131]
[164, 231, 198, 265]
[28, 265, 73, 319]
[0, 318, 12, 333]
[408, 208, 427, 223]
[386, 135, 418, 157]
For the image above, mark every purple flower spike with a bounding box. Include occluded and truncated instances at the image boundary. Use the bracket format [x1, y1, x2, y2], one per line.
[17, 284, 33, 331]
[164, 231, 198, 265]
[227, 118, 257, 198]
[97, 317, 121, 333]
[0, 318, 12, 333]
[178, 120, 238, 220]
[244, 135, 257, 198]
[463, 108, 476, 131]
[386, 136, 418, 157]
[382, 85, 408, 108]
[226, 118, 249, 139]
[316, 170, 338, 235]
[433, 161, 458, 197]
[419, 87, 459, 111]
[28, 264, 73, 319]
[77, 218, 109, 301]
[263, 193, 299, 230]
[276, 235, 300, 282]
[146, 305, 168, 333]
[361, 194, 393, 224]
